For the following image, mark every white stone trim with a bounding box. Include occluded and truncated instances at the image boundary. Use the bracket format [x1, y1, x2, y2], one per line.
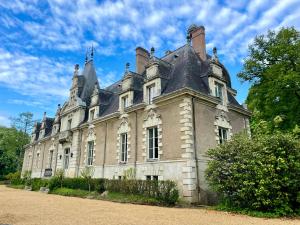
[179, 97, 197, 199]
[83, 124, 96, 166]
[142, 109, 162, 161]
[214, 109, 232, 143]
[116, 114, 131, 163]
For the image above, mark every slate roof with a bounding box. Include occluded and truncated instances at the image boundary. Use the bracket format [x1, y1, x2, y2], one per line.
[32, 43, 243, 138]
[95, 44, 241, 117]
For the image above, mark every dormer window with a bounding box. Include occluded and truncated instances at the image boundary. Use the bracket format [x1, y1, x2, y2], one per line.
[67, 119, 72, 130]
[215, 82, 223, 103]
[122, 95, 129, 109]
[147, 84, 155, 104]
[90, 109, 95, 121]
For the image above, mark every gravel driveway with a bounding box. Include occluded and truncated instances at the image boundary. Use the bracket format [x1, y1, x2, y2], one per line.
[0, 185, 298, 225]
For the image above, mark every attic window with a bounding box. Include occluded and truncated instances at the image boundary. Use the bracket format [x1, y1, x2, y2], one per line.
[173, 54, 178, 59]
[90, 109, 95, 121]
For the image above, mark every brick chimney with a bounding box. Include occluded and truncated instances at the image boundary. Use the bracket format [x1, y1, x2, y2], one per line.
[136, 47, 150, 74]
[188, 25, 207, 61]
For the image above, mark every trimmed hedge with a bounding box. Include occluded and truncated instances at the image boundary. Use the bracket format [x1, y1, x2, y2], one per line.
[49, 177, 105, 193]
[105, 179, 179, 205]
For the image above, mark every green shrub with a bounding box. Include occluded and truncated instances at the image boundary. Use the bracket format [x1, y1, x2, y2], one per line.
[31, 178, 49, 191]
[206, 133, 300, 216]
[48, 177, 105, 193]
[50, 188, 90, 197]
[105, 179, 179, 205]
[5, 171, 23, 185]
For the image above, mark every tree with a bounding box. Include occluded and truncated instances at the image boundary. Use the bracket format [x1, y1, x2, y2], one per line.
[206, 133, 300, 215]
[0, 126, 30, 179]
[10, 112, 36, 134]
[238, 27, 300, 131]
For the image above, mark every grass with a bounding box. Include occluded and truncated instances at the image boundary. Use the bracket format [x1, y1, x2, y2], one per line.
[50, 188, 92, 198]
[7, 184, 25, 189]
[98, 192, 160, 205]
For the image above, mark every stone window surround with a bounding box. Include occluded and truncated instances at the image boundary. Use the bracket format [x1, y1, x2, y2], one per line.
[48, 140, 56, 168]
[88, 106, 99, 122]
[119, 91, 134, 112]
[214, 110, 232, 144]
[143, 78, 161, 104]
[116, 114, 131, 163]
[208, 76, 228, 106]
[142, 108, 162, 161]
[83, 124, 96, 166]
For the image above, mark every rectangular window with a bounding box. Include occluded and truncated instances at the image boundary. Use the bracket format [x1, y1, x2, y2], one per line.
[215, 82, 223, 102]
[122, 96, 129, 109]
[49, 150, 54, 169]
[36, 153, 40, 168]
[146, 175, 159, 181]
[64, 148, 70, 169]
[147, 85, 155, 104]
[218, 127, 228, 144]
[90, 109, 95, 121]
[67, 119, 72, 130]
[87, 141, 94, 166]
[148, 127, 158, 159]
[120, 133, 128, 162]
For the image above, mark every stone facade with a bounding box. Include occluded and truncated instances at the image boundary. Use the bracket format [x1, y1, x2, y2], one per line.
[22, 25, 251, 204]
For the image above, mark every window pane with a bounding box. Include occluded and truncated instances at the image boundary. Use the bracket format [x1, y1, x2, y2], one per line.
[121, 133, 127, 162]
[148, 128, 153, 159]
[154, 127, 158, 158]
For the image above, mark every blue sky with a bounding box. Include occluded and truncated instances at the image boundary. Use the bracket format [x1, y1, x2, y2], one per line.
[0, 0, 299, 127]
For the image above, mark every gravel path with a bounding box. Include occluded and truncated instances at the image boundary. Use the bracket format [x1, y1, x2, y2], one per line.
[0, 185, 299, 225]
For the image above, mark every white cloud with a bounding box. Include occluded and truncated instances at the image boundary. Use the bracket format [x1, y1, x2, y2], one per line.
[0, 0, 299, 108]
[0, 114, 11, 127]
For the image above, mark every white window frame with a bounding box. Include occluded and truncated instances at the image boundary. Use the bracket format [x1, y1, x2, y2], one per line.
[90, 109, 95, 121]
[218, 127, 228, 144]
[120, 133, 128, 162]
[87, 141, 94, 166]
[148, 126, 158, 160]
[215, 82, 223, 102]
[122, 95, 129, 109]
[147, 84, 155, 104]
[64, 148, 70, 169]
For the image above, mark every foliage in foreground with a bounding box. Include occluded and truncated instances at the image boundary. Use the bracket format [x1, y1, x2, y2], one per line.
[238, 27, 300, 132]
[206, 133, 300, 216]
[0, 126, 30, 179]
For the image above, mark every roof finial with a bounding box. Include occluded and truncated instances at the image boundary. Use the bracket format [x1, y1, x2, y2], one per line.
[74, 64, 79, 76]
[125, 62, 130, 73]
[150, 47, 155, 58]
[212, 47, 219, 62]
[91, 45, 94, 60]
[85, 48, 88, 63]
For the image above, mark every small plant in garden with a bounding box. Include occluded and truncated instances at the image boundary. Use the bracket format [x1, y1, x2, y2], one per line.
[55, 169, 65, 188]
[22, 170, 32, 186]
[123, 168, 135, 180]
[81, 166, 95, 192]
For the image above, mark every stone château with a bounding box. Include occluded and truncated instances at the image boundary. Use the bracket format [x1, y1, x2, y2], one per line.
[22, 25, 251, 203]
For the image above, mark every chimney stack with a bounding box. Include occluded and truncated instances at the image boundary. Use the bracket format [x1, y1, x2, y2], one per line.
[136, 47, 150, 74]
[188, 25, 207, 61]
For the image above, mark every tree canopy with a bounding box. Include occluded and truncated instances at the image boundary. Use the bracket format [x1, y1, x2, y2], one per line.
[238, 27, 300, 131]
